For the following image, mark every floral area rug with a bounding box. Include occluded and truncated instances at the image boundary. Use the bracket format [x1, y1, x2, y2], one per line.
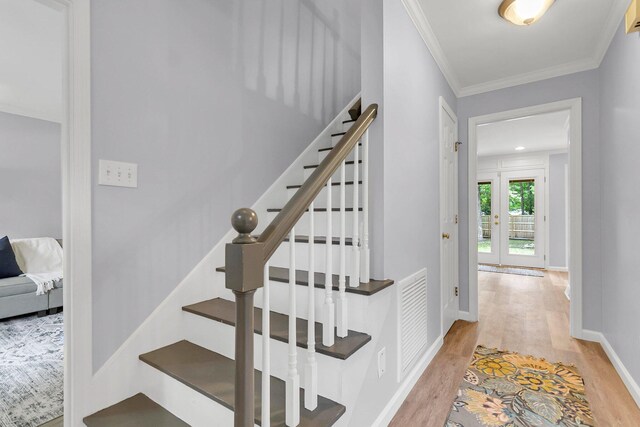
[445, 346, 594, 427]
[0, 313, 64, 427]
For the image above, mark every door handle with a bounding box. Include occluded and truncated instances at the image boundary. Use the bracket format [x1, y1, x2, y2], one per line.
[442, 233, 450, 239]
[494, 221, 499, 225]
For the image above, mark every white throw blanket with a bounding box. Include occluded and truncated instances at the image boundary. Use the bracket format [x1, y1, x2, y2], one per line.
[10, 238, 63, 295]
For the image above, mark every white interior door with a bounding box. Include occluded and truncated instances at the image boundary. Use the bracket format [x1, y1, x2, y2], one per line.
[477, 173, 500, 265]
[499, 169, 546, 268]
[440, 100, 459, 335]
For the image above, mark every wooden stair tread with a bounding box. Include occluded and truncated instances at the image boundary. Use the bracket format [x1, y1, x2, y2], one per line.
[183, 298, 371, 360]
[216, 266, 394, 296]
[304, 160, 361, 169]
[330, 132, 346, 137]
[84, 393, 188, 427]
[139, 341, 346, 427]
[286, 180, 361, 189]
[284, 235, 354, 246]
[267, 207, 362, 213]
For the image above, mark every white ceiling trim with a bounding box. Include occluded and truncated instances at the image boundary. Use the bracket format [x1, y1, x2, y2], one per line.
[400, 0, 629, 98]
[458, 56, 599, 97]
[0, 102, 61, 123]
[592, 0, 631, 65]
[400, 0, 462, 95]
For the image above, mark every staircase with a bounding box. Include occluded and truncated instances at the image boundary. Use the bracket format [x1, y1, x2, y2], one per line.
[84, 100, 391, 427]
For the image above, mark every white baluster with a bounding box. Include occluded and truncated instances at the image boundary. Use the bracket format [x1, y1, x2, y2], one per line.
[337, 161, 348, 338]
[351, 141, 361, 288]
[305, 201, 318, 410]
[262, 261, 271, 427]
[323, 178, 335, 347]
[286, 228, 300, 426]
[361, 129, 371, 282]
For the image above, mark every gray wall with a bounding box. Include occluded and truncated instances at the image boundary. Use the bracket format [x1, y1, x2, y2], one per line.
[549, 153, 568, 268]
[350, 0, 456, 423]
[91, 0, 361, 368]
[0, 111, 61, 239]
[457, 70, 602, 331]
[599, 23, 640, 389]
[361, 0, 385, 281]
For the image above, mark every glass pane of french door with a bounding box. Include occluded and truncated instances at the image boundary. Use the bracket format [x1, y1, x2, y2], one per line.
[478, 181, 492, 253]
[500, 169, 545, 268]
[477, 173, 500, 265]
[507, 179, 535, 256]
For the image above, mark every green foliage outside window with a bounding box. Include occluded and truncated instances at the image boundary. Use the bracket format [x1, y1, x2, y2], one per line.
[509, 181, 535, 215]
[478, 183, 492, 215]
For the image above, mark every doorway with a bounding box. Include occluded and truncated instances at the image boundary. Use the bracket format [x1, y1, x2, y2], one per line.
[439, 97, 459, 336]
[467, 98, 584, 339]
[478, 169, 546, 268]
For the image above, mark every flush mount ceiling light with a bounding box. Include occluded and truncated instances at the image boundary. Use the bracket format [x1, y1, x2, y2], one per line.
[499, 0, 556, 26]
[515, 146, 526, 151]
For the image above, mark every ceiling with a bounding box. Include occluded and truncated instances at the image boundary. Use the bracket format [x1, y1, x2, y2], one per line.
[0, 0, 63, 123]
[477, 109, 569, 157]
[402, 0, 630, 97]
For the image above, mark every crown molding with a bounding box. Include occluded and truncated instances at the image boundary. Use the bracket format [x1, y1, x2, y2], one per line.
[592, 0, 629, 65]
[0, 102, 62, 123]
[457, 56, 600, 97]
[400, 0, 462, 96]
[401, 0, 628, 99]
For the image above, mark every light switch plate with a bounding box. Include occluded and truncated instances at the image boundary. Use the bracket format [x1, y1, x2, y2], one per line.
[99, 160, 138, 188]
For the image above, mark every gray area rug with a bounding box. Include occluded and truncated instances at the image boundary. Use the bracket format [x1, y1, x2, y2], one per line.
[0, 313, 63, 427]
[478, 264, 544, 277]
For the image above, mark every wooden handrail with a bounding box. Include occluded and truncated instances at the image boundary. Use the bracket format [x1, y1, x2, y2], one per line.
[258, 103, 378, 261]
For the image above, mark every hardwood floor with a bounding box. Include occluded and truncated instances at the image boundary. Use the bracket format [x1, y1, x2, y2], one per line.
[390, 270, 640, 426]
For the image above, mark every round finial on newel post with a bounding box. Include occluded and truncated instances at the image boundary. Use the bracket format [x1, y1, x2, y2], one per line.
[231, 208, 258, 244]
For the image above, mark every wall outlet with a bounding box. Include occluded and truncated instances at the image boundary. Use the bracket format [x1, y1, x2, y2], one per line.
[99, 160, 138, 188]
[377, 347, 386, 378]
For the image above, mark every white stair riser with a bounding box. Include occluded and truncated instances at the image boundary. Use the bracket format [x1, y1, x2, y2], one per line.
[267, 211, 360, 236]
[331, 134, 346, 146]
[217, 281, 370, 334]
[253, 284, 370, 334]
[183, 313, 347, 402]
[318, 147, 359, 163]
[286, 185, 361, 208]
[304, 164, 362, 181]
[270, 241, 356, 275]
[342, 121, 355, 133]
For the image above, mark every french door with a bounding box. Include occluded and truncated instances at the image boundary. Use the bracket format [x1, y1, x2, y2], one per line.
[478, 169, 546, 268]
[477, 173, 500, 265]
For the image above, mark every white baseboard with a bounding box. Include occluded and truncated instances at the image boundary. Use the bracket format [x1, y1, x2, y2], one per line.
[579, 329, 601, 343]
[457, 310, 475, 322]
[546, 266, 568, 272]
[371, 335, 444, 427]
[582, 329, 640, 409]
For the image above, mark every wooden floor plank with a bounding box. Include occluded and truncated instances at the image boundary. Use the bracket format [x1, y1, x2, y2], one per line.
[390, 270, 640, 426]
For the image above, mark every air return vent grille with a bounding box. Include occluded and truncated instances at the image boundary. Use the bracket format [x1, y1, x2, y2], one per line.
[398, 269, 428, 378]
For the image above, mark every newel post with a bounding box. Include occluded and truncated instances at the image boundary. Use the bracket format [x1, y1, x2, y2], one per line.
[226, 208, 264, 427]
